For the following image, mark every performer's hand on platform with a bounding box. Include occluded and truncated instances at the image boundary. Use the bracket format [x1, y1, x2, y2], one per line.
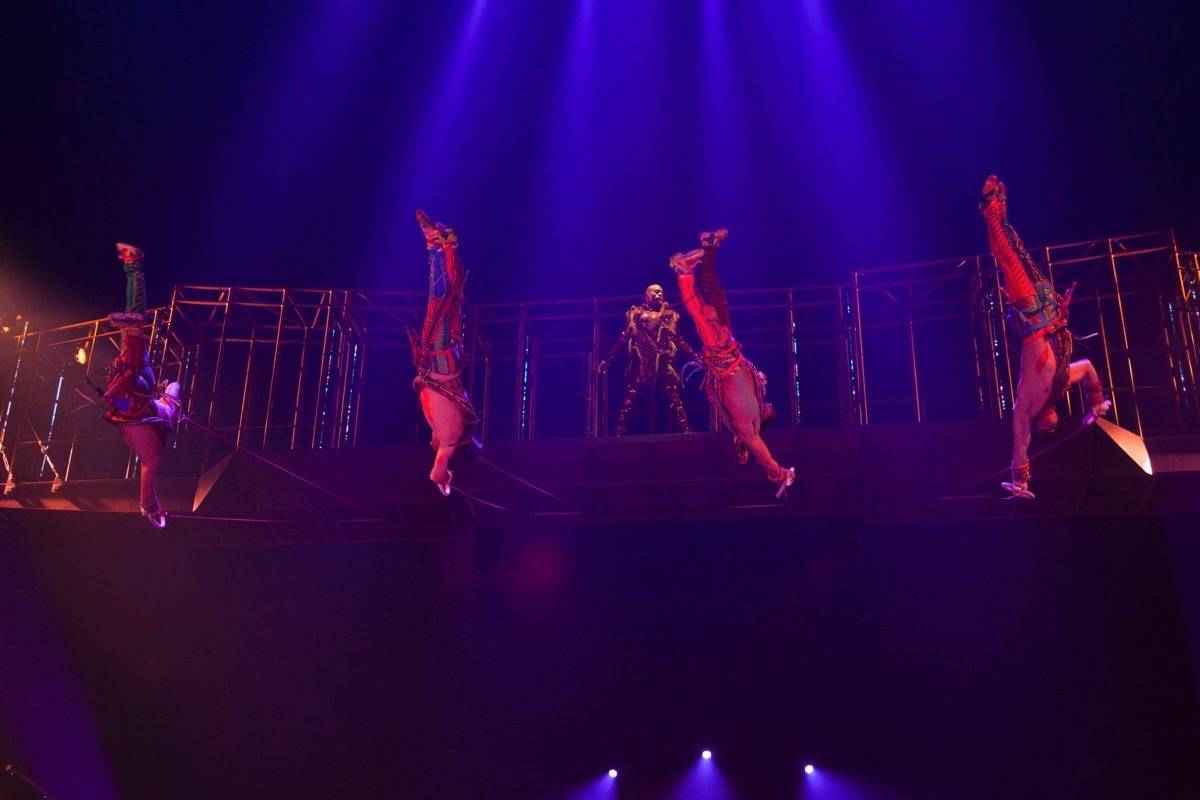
[116, 242, 143, 264]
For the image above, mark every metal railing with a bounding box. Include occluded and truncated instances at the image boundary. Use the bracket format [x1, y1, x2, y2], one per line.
[2, 232, 1197, 492]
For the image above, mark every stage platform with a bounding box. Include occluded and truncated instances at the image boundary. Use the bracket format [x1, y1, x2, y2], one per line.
[2, 419, 1197, 544]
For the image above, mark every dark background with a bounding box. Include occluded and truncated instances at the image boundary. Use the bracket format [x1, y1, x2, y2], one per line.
[2, 0, 1197, 324]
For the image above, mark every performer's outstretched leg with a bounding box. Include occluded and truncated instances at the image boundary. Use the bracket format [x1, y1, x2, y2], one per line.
[662, 367, 691, 434]
[980, 176, 1036, 305]
[112, 242, 147, 323]
[120, 424, 167, 527]
[1004, 330, 1061, 498]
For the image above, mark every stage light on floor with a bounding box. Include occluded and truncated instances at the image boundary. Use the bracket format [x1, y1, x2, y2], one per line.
[702, 750, 712, 760]
[608, 769, 618, 778]
[805, 764, 815, 775]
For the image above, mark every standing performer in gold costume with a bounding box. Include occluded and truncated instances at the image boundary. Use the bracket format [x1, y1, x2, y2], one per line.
[598, 283, 699, 436]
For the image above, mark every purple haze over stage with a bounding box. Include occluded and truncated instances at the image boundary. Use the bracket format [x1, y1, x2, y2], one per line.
[3, 0, 1198, 323]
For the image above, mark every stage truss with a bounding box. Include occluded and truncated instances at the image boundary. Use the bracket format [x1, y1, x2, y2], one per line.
[2, 232, 1198, 500]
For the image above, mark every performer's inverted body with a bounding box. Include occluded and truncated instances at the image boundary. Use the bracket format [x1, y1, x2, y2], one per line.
[599, 283, 698, 436]
[670, 230, 795, 494]
[102, 243, 181, 528]
[411, 210, 480, 496]
[980, 176, 1111, 498]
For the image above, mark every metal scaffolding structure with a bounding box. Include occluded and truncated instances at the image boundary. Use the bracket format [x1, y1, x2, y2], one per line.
[2, 232, 1198, 494]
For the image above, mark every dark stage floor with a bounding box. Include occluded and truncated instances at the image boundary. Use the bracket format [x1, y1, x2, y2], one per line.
[2, 423, 1200, 799]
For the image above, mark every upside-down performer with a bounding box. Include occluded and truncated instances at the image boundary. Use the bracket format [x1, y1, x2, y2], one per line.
[411, 210, 480, 496]
[980, 175, 1111, 499]
[598, 282, 699, 436]
[669, 229, 795, 494]
[102, 243, 182, 528]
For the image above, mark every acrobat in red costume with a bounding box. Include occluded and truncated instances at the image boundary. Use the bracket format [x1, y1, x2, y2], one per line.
[411, 210, 480, 496]
[980, 176, 1111, 498]
[670, 229, 795, 494]
[103, 243, 182, 528]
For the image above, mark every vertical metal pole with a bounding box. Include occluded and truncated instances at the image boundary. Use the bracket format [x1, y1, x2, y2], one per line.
[311, 291, 335, 449]
[786, 289, 801, 427]
[968, 276, 987, 417]
[589, 300, 600, 439]
[514, 305, 528, 441]
[482, 344, 493, 443]
[1170, 231, 1199, 403]
[906, 272, 923, 423]
[290, 317, 311, 451]
[528, 338, 540, 441]
[836, 286, 852, 424]
[1044, 246, 1076, 417]
[185, 343, 202, 433]
[1158, 293, 1184, 430]
[1108, 237, 1144, 435]
[63, 319, 103, 483]
[352, 340, 365, 447]
[1094, 286, 1118, 427]
[332, 292, 354, 448]
[200, 290, 232, 473]
[466, 302, 480, 421]
[851, 271, 869, 425]
[158, 285, 180, 381]
[26, 330, 45, 477]
[235, 322, 256, 449]
[976, 257, 1002, 418]
[990, 256, 1016, 418]
[1, 319, 30, 481]
[261, 290, 287, 449]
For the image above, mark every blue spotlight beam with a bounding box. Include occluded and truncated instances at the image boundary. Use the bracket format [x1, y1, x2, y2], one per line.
[366, 0, 493, 274]
[214, 0, 386, 255]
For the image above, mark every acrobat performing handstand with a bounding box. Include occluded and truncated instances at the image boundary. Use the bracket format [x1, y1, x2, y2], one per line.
[979, 175, 1111, 499]
[102, 243, 182, 527]
[598, 282, 699, 435]
[669, 229, 795, 495]
[411, 210, 480, 496]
